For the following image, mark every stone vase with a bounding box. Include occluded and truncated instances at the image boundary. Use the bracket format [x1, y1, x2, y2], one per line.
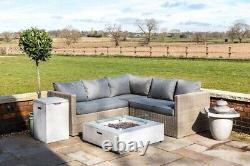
[209, 117, 234, 141]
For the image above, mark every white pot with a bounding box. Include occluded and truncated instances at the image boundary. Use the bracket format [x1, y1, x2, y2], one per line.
[209, 117, 233, 141]
[205, 107, 240, 141]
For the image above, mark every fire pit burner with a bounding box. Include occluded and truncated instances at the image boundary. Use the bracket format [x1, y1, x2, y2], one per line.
[107, 122, 139, 129]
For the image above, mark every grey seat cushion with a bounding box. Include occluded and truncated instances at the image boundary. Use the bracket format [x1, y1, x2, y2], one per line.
[114, 94, 147, 101]
[82, 78, 110, 100]
[53, 81, 87, 102]
[149, 78, 177, 101]
[108, 74, 130, 97]
[129, 74, 152, 96]
[129, 97, 175, 116]
[175, 79, 201, 95]
[76, 98, 128, 115]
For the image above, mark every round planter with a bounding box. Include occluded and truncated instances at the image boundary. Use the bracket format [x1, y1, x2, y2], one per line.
[205, 107, 240, 141]
[209, 117, 233, 141]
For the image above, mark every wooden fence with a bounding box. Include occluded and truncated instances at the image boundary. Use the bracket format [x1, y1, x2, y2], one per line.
[1, 44, 250, 59]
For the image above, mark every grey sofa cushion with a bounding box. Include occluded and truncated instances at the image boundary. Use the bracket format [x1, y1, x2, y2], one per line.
[108, 75, 130, 97]
[114, 94, 146, 101]
[129, 75, 152, 96]
[76, 98, 128, 115]
[129, 97, 175, 116]
[175, 79, 201, 95]
[149, 78, 177, 101]
[53, 81, 87, 102]
[82, 78, 110, 100]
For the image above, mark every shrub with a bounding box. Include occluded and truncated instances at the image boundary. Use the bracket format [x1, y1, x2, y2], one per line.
[0, 48, 6, 55]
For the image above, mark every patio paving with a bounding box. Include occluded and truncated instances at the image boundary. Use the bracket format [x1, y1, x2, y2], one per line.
[0, 132, 249, 166]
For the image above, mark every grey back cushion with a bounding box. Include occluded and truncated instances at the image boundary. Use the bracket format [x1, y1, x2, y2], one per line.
[53, 81, 88, 102]
[82, 78, 110, 100]
[149, 78, 177, 101]
[129, 75, 152, 96]
[175, 79, 201, 95]
[108, 75, 131, 97]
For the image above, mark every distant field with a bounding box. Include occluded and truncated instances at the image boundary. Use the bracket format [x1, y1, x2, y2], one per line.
[2, 36, 250, 46]
[1, 37, 250, 59]
[0, 55, 249, 96]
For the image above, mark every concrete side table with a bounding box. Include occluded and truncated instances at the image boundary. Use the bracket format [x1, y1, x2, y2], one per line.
[205, 107, 240, 141]
[33, 97, 69, 143]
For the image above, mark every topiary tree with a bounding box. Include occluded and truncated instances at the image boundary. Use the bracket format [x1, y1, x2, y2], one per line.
[19, 28, 52, 98]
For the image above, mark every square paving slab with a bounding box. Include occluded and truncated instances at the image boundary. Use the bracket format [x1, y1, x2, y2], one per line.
[0, 132, 248, 166]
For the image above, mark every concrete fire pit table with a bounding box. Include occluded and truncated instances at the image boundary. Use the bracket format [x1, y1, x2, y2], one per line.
[82, 115, 164, 153]
[205, 100, 240, 141]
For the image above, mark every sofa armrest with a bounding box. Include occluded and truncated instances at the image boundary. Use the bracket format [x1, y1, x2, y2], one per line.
[175, 91, 210, 115]
[174, 91, 210, 138]
[47, 90, 78, 136]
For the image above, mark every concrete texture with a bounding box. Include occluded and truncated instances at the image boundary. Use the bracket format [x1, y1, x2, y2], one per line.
[0, 131, 249, 166]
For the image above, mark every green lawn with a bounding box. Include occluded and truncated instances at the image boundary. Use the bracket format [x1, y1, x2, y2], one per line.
[0, 55, 249, 96]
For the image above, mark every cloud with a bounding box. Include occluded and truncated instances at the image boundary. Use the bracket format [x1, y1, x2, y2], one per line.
[234, 19, 247, 24]
[72, 18, 108, 24]
[180, 21, 210, 27]
[121, 7, 135, 13]
[0, 0, 250, 32]
[162, 1, 207, 10]
[141, 12, 154, 16]
[50, 16, 64, 20]
[187, 3, 207, 10]
[116, 17, 139, 24]
[162, 1, 183, 8]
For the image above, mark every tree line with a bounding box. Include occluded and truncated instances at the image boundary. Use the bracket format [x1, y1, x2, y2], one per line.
[0, 19, 249, 47]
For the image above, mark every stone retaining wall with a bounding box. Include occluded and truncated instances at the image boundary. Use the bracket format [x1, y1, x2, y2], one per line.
[203, 89, 250, 135]
[210, 98, 250, 134]
[0, 90, 249, 135]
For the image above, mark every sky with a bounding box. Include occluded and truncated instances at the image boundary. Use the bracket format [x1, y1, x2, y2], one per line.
[0, 0, 250, 32]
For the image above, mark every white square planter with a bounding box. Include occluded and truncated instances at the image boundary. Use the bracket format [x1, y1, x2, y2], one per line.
[33, 97, 69, 143]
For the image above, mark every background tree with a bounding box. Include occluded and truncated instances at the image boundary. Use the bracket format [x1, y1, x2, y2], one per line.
[19, 28, 52, 98]
[192, 32, 207, 44]
[2, 32, 12, 42]
[122, 31, 128, 41]
[137, 18, 158, 44]
[227, 23, 249, 43]
[59, 25, 81, 47]
[106, 24, 122, 46]
[227, 29, 237, 42]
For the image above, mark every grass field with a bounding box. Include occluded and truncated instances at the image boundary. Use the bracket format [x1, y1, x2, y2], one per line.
[0, 55, 249, 96]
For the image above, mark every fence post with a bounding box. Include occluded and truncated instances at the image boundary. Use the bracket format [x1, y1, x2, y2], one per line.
[83, 47, 85, 55]
[185, 46, 188, 58]
[206, 46, 208, 57]
[120, 46, 122, 55]
[106, 47, 109, 55]
[149, 46, 152, 57]
[5, 46, 9, 55]
[166, 46, 169, 57]
[228, 46, 231, 58]
[94, 47, 97, 55]
[134, 47, 137, 56]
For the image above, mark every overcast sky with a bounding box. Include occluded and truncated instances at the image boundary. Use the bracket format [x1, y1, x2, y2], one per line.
[0, 0, 249, 32]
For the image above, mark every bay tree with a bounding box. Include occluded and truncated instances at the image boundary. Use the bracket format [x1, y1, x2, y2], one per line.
[19, 28, 52, 98]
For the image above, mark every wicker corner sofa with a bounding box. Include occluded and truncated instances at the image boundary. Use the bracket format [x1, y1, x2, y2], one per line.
[48, 74, 210, 138]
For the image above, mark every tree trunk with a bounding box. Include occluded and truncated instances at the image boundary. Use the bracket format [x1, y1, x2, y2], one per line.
[148, 31, 151, 44]
[115, 39, 119, 46]
[36, 61, 41, 98]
